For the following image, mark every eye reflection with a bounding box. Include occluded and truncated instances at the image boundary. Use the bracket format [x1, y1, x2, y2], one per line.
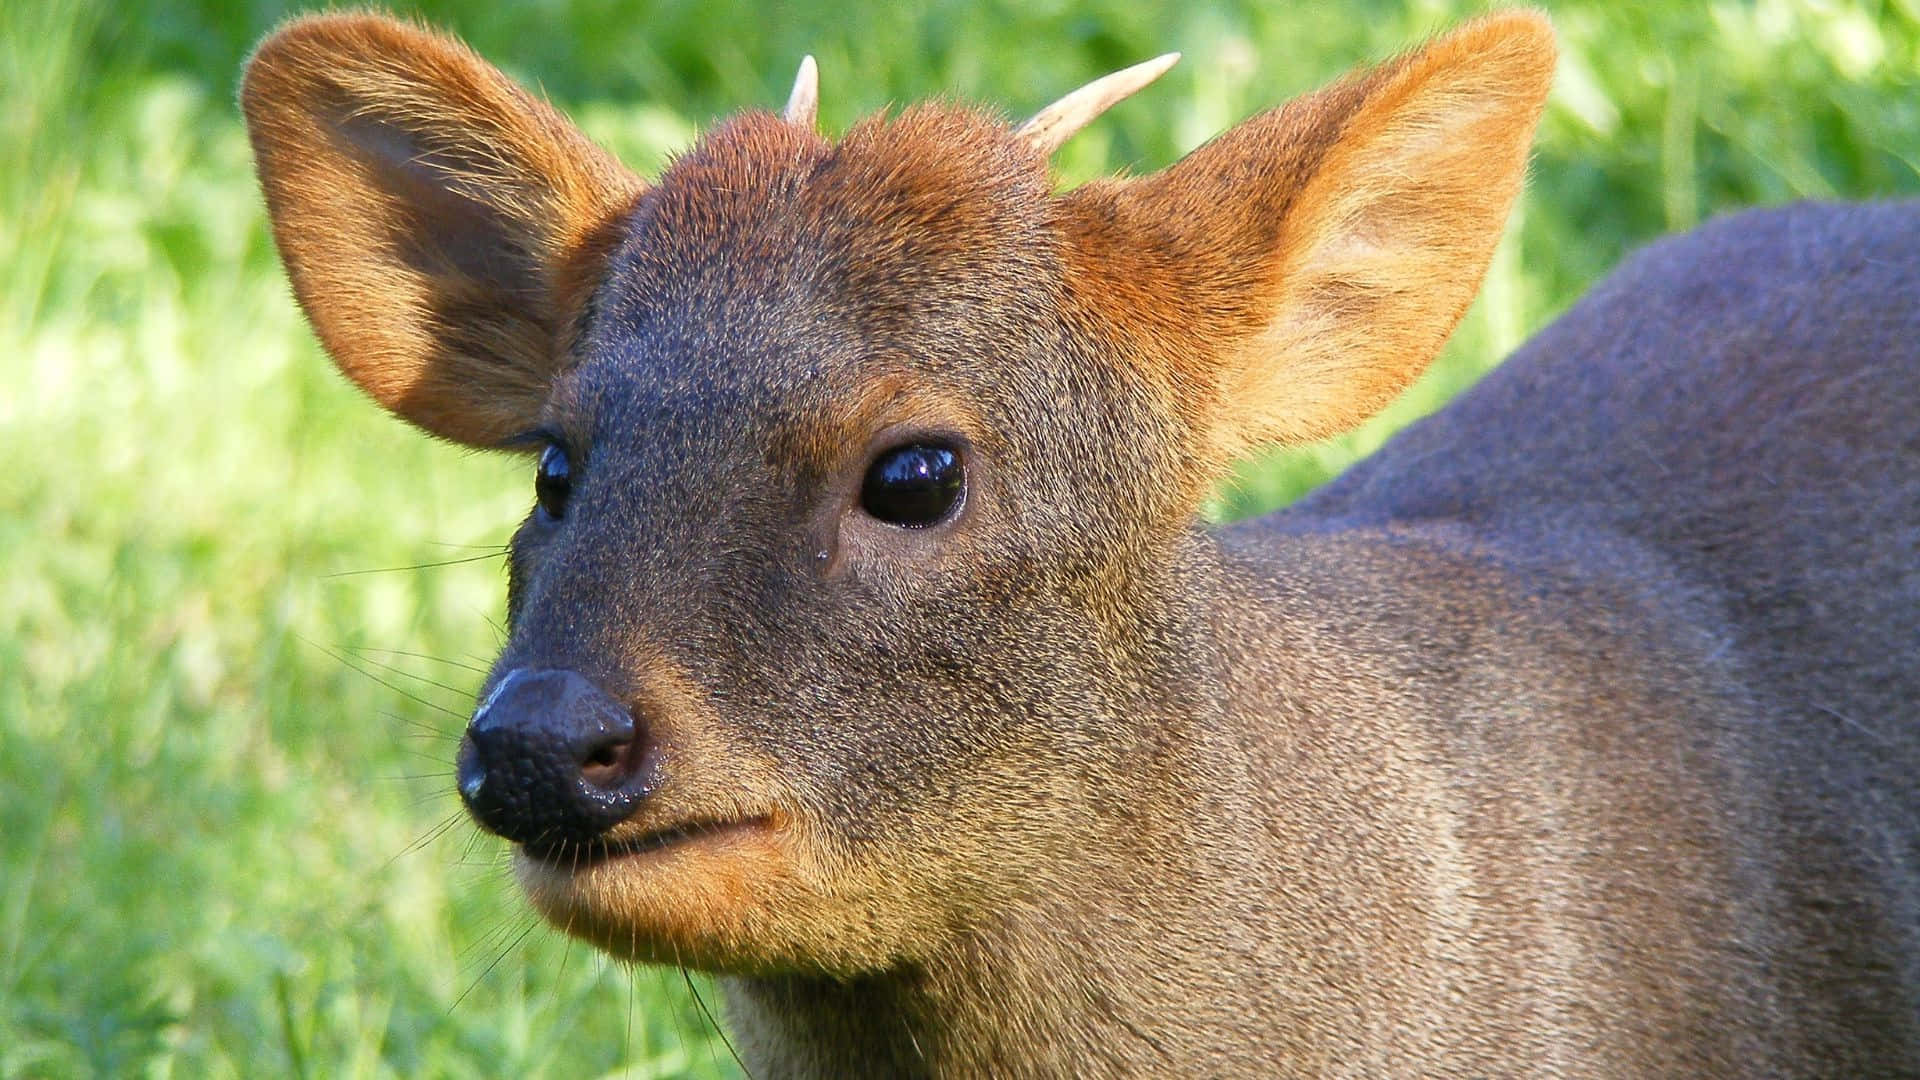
[860, 444, 963, 528]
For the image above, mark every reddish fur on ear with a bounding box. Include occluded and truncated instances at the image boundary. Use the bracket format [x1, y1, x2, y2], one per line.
[242, 14, 645, 445]
[1059, 11, 1556, 481]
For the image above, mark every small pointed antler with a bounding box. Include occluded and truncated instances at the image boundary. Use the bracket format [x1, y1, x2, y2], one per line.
[784, 55, 819, 128]
[1016, 52, 1180, 155]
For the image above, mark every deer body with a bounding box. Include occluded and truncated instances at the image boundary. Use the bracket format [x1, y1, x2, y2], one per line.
[242, 12, 1920, 1075]
[1218, 201, 1920, 1072]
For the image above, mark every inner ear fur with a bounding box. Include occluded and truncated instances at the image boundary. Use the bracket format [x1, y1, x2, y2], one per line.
[242, 14, 645, 446]
[1060, 11, 1556, 474]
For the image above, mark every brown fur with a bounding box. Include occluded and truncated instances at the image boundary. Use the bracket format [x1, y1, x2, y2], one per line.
[241, 13, 645, 444]
[1061, 13, 1554, 481]
[244, 10, 1920, 1076]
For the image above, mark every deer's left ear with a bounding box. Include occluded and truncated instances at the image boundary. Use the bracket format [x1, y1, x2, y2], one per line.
[1059, 11, 1555, 467]
[242, 14, 645, 446]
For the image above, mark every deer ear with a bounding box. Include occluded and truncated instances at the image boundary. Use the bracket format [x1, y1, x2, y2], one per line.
[1060, 11, 1555, 469]
[242, 15, 645, 446]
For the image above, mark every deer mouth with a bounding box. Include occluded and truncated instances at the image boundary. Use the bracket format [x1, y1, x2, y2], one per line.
[521, 813, 780, 871]
[513, 806, 803, 968]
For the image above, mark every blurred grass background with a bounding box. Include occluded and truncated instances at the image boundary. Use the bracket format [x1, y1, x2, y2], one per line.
[2, 0, 1915, 1075]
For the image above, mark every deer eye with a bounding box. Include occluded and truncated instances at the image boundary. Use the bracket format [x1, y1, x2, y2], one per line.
[535, 443, 572, 520]
[861, 444, 963, 528]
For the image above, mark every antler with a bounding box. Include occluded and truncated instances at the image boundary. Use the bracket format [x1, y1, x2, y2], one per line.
[1016, 52, 1180, 155]
[784, 55, 819, 128]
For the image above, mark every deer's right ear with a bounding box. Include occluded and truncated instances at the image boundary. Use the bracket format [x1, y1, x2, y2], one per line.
[1058, 12, 1554, 483]
[242, 15, 645, 446]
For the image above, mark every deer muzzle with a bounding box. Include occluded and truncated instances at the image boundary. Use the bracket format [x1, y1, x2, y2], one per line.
[457, 667, 655, 858]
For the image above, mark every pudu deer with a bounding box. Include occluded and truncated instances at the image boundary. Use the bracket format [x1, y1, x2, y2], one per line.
[242, 9, 1920, 1075]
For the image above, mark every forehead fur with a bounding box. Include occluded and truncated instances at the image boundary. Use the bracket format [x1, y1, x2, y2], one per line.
[616, 105, 1058, 305]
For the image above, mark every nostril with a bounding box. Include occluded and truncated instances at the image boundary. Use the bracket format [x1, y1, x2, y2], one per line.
[579, 733, 642, 791]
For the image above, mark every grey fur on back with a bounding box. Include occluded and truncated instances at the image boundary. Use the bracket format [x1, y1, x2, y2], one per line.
[1270, 201, 1920, 1067]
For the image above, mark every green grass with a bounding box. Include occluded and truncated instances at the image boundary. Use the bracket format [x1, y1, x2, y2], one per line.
[2, 0, 1915, 1075]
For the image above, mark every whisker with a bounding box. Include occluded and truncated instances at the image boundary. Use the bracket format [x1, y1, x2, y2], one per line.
[351, 645, 492, 677]
[372, 770, 454, 783]
[548, 898, 581, 1027]
[304, 635, 467, 721]
[378, 708, 460, 742]
[384, 811, 464, 872]
[650, 952, 693, 1073]
[351, 650, 483, 701]
[388, 745, 457, 769]
[323, 550, 508, 579]
[450, 915, 542, 1014]
[455, 824, 490, 867]
[457, 909, 523, 963]
[683, 964, 752, 1078]
[410, 788, 460, 811]
[626, 958, 638, 1074]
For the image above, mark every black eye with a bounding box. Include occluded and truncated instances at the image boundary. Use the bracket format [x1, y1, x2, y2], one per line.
[535, 444, 572, 520]
[861, 443, 964, 528]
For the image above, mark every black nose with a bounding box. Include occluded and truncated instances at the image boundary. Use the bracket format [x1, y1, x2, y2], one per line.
[457, 668, 653, 853]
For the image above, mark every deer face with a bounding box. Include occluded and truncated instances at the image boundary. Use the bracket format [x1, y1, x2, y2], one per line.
[477, 111, 1177, 972]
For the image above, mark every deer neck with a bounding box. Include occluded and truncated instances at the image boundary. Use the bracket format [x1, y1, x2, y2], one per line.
[721, 857, 1273, 1077]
